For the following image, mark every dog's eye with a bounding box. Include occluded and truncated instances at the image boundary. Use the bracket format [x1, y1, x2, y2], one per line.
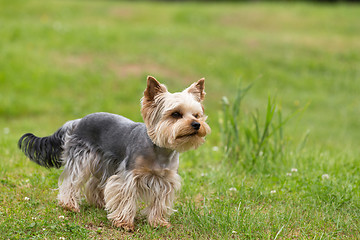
[193, 114, 199, 119]
[171, 112, 182, 119]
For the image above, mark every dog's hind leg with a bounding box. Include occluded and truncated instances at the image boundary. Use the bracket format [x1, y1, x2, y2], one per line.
[58, 170, 81, 212]
[57, 135, 91, 212]
[85, 176, 105, 209]
[58, 161, 90, 212]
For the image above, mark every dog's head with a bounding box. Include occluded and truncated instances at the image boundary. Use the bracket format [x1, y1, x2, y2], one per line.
[141, 76, 211, 152]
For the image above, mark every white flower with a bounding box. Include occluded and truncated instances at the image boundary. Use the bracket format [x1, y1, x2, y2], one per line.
[58, 215, 65, 219]
[59, 237, 65, 240]
[53, 22, 63, 31]
[232, 230, 237, 234]
[286, 173, 292, 176]
[3, 128, 10, 134]
[229, 187, 237, 192]
[270, 190, 276, 194]
[322, 174, 330, 180]
[24, 197, 30, 201]
[222, 96, 229, 105]
[212, 146, 219, 152]
[200, 173, 207, 177]
[291, 168, 298, 172]
[43, 228, 46, 231]
[32, 217, 37, 220]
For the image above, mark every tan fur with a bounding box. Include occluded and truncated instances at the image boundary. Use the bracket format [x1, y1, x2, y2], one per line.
[141, 76, 211, 152]
[104, 172, 138, 231]
[134, 168, 181, 227]
[143, 76, 168, 101]
[186, 78, 205, 101]
[104, 167, 181, 230]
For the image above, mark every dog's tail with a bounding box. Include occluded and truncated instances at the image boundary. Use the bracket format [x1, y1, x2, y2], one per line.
[18, 119, 80, 168]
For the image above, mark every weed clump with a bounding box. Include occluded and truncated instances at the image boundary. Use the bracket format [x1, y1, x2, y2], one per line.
[219, 84, 306, 173]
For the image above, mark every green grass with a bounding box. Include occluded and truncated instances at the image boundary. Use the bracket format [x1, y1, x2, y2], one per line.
[1, 0, 360, 239]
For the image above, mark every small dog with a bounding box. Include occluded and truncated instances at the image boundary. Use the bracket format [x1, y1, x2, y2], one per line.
[18, 76, 211, 231]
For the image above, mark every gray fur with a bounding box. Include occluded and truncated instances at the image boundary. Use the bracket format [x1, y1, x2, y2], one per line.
[72, 112, 179, 173]
[54, 112, 180, 214]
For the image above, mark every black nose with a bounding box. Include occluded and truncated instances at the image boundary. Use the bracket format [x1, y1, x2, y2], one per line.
[191, 121, 201, 130]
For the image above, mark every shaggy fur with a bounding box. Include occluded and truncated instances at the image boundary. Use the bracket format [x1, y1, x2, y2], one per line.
[18, 76, 210, 230]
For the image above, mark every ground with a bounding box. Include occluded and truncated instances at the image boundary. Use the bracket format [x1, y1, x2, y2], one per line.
[0, 0, 359, 239]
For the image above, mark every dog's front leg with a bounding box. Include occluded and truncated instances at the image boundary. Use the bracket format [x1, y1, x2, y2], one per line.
[146, 196, 172, 228]
[138, 169, 181, 228]
[144, 181, 178, 228]
[104, 173, 137, 231]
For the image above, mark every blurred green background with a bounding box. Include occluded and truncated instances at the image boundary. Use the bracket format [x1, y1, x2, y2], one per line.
[1, 1, 360, 239]
[1, 1, 359, 153]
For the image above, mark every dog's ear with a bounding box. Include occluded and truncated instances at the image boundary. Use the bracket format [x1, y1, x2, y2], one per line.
[144, 76, 168, 101]
[186, 78, 206, 102]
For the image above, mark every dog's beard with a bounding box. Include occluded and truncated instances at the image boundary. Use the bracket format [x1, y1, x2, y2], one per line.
[149, 119, 210, 152]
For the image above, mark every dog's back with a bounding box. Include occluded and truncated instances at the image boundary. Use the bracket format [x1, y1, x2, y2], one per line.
[73, 112, 146, 162]
[18, 112, 151, 170]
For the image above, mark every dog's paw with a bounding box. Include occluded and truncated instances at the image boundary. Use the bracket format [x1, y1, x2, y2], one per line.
[58, 201, 80, 213]
[113, 221, 134, 232]
[159, 221, 172, 229]
[150, 220, 172, 229]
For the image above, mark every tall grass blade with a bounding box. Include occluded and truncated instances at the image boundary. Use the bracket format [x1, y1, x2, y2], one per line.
[219, 83, 306, 173]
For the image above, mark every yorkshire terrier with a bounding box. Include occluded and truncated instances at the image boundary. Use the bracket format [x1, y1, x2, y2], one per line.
[18, 76, 211, 231]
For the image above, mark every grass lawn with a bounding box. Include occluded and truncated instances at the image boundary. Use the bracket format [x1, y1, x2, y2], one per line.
[1, 0, 359, 239]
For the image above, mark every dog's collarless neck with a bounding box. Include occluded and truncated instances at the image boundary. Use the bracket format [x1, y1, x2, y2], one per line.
[152, 145, 179, 170]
